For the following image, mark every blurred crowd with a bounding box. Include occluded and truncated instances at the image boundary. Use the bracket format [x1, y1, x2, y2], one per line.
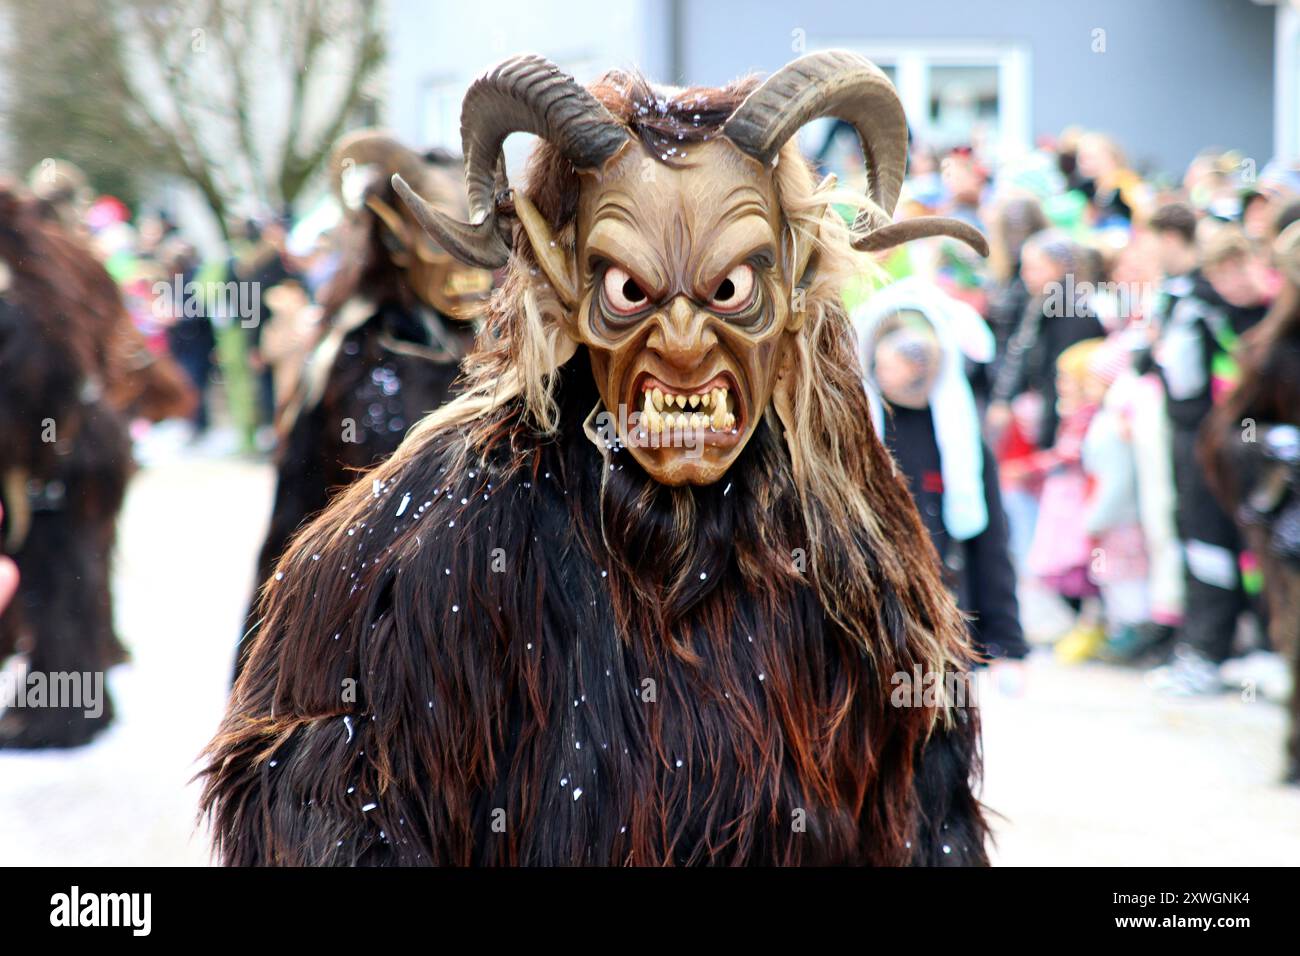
[850, 129, 1300, 738]
[29, 160, 341, 454]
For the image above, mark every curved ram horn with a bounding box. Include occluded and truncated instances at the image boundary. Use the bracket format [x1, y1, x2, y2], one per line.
[855, 216, 990, 258]
[329, 130, 424, 205]
[393, 54, 630, 269]
[723, 50, 988, 256]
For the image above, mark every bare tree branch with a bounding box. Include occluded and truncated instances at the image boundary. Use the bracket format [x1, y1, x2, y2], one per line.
[5, 0, 384, 241]
[280, 0, 382, 204]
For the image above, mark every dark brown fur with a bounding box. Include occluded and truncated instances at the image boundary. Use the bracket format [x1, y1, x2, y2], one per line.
[0, 182, 134, 747]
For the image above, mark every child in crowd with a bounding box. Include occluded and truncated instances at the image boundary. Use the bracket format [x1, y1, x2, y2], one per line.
[1080, 339, 1154, 660]
[855, 279, 1027, 666]
[987, 230, 1106, 570]
[1013, 338, 1107, 660]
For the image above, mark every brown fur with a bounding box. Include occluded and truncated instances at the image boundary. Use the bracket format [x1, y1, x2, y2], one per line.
[0, 182, 135, 746]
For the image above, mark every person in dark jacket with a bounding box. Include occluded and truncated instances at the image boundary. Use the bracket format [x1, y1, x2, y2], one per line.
[987, 230, 1107, 454]
[855, 279, 1027, 665]
[978, 196, 1050, 406]
[160, 238, 216, 434]
[1149, 225, 1271, 694]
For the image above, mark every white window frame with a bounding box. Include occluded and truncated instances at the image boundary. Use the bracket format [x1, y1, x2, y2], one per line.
[821, 39, 1032, 161]
[418, 75, 464, 151]
[1276, 2, 1300, 162]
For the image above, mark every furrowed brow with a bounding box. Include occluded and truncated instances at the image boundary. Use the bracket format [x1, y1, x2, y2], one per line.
[695, 217, 776, 294]
[584, 221, 668, 300]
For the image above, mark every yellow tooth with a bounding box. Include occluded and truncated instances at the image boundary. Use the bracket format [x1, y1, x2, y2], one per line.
[689, 394, 700, 408]
[674, 393, 684, 408]
[711, 402, 726, 429]
[652, 388, 664, 411]
[663, 412, 675, 429]
[689, 413, 702, 429]
[701, 392, 711, 409]
[726, 413, 735, 429]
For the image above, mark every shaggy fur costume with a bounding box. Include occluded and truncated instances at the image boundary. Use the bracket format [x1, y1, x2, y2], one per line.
[203, 63, 989, 865]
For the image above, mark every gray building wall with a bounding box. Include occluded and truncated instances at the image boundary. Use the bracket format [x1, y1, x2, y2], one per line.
[389, 0, 1276, 179]
[387, 0, 665, 152]
[673, 0, 1275, 178]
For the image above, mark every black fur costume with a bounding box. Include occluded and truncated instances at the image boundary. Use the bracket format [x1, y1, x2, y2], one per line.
[207, 354, 987, 865]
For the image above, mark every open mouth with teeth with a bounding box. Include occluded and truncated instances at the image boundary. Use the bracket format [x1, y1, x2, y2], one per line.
[628, 372, 744, 448]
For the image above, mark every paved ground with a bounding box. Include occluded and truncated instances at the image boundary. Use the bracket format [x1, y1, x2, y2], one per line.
[0, 449, 1296, 866]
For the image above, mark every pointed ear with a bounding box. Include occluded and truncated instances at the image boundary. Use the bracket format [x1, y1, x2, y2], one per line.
[364, 196, 411, 245]
[796, 173, 834, 282]
[3, 467, 31, 551]
[770, 334, 805, 483]
[513, 191, 578, 308]
[786, 174, 833, 332]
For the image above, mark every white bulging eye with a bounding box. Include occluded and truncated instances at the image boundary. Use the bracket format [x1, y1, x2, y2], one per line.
[602, 266, 649, 316]
[709, 264, 756, 313]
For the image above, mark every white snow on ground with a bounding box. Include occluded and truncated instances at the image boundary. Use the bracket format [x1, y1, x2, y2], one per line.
[0, 449, 272, 866]
[0, 449, 1296, 865]
[980, 655, 1300, 865]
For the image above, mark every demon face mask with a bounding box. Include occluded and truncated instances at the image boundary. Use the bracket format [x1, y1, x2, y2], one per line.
[394, 52, 985, 485]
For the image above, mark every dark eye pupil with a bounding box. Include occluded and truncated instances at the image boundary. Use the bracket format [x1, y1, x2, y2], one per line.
[715, 278, 735, 301]
[622, 278, 645, 303]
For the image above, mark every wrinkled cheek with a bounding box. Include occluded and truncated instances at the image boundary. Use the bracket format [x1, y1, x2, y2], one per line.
[737, 297, 792, 409]
[579, 298, 632, 411]
[734, 335, 783, 416]
[586, 346, 633, 416]
[586, 348, 615, 405]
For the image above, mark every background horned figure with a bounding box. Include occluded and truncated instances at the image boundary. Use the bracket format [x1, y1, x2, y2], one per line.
[235, 131, 493, 679]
